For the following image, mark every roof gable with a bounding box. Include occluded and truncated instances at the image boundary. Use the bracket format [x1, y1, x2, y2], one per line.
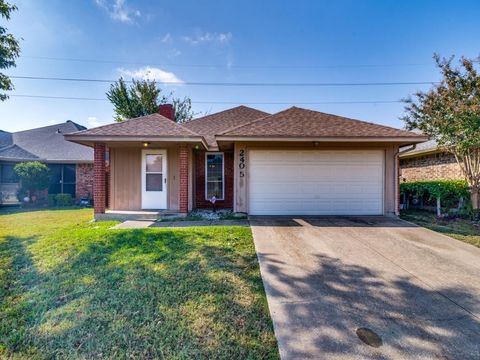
[0, 144, 39, 161]
[70, 113, 201, 138]
[11, 121, 93, 162]
[0, 130, 12, 148]
[219, 106, 426, 139]
[184, 106, 269, 148]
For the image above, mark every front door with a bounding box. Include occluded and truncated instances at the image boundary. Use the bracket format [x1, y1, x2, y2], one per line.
[141, 149, 167, 209]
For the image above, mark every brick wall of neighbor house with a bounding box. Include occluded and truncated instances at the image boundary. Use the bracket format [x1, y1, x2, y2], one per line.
[400, 152, 464, 182]
[194, 150, 234, 209]
[75, 163, 94, 200]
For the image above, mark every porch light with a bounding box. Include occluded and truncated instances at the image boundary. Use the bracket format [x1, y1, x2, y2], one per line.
[143, 142, 150, 147]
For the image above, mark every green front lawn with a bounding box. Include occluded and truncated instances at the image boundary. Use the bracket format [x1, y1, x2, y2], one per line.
[0, 209, 278, 359]
[400, 209, 480, 248]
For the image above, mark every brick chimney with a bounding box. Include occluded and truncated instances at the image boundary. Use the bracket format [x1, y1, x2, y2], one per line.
[158, 104, 175, 121]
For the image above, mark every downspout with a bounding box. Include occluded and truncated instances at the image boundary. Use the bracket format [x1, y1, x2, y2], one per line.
[394, 144, 417, 215]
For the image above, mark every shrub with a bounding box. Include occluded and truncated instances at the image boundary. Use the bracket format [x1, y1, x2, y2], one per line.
[55, 193, 73, 206]
[401, 180, 470, 217]
[14, 162, 50, 201]
[47, 194, 57, 207]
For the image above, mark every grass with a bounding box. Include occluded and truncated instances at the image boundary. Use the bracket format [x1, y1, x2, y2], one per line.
[400, 209, 480, 248]
[0, 209, 278, 359]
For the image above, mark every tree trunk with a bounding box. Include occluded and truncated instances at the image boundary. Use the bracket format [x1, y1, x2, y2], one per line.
[452, 150, 480, 211]
[471, 187, 479, 210]
[436, 197, 441, 217]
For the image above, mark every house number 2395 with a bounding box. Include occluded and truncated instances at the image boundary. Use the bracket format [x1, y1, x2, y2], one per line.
[239, 149, 245, 177]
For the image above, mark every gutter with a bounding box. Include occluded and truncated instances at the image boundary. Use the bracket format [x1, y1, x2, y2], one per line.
[394, 144, 416, 216]
[215, 136, 429, 143]
[64, 135, 209, 150]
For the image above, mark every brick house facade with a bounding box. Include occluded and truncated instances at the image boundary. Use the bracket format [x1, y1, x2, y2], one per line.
[400, 151, 463, 182]
[65, 105, 426, 218]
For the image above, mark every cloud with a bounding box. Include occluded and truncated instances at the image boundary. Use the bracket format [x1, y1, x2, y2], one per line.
[95, 0, 140, 24]
[182, 32, 232, 45]
[87, 117, 102, 128]
[167, 48, 181, 58]
[118, 66, 183, 84]
[160, 33, 172, 43]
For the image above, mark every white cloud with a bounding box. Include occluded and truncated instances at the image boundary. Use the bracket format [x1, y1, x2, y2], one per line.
[161, 33, 172, 43]
[182, 32, 232, 45]
[118, 66, 183, 84]
[167, 48, 181, 58]
[95, 0, 141, 24]
[87, 117, 102, 128]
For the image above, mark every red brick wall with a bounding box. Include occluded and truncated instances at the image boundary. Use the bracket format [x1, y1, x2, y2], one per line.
[179, 145, 189, 213]
[75, 163, 94, 200]
[93, 143, 106, 214]
[194, 150, 233, 209]
[400, 152, 464, 182]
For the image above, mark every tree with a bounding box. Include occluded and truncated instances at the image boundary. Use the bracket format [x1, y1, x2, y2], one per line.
[14, 162, 50, 200]
[402, 54, 480, 211]
[106, 78, 194, 123]
[0, 0, 21, 101]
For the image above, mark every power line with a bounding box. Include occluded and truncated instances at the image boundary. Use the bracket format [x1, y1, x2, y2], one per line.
[9, 94, 403, 105]
[22, 55, 434, 69]
[10, 75, 436, 87]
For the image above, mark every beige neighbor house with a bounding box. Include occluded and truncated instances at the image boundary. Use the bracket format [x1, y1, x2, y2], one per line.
[400, 138, 464, 182]
[65, 105, 427, 220]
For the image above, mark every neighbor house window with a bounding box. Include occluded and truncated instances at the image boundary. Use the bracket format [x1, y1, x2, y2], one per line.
[0, 163, 18, 183]
[48, 164, 76, 197]
[205, 153, 224, 200]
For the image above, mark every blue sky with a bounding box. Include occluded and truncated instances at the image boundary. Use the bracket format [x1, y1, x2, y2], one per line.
[1, 0, 479, 132]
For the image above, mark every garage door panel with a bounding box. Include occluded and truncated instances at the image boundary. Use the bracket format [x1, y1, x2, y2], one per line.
[249, 150, 384, 215]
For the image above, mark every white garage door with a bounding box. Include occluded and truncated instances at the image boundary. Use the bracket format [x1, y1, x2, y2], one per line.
[249, 150, 384, 215]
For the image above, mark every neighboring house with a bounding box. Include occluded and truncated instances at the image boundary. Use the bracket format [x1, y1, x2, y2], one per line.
[65, 105, 427, 219]
[399, 139, 463, 182]
[0, 121, 94, 205]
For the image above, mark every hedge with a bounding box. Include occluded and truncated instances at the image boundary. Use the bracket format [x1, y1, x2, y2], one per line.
[401, 180, 471, 216]
[400, 180, 470, 201]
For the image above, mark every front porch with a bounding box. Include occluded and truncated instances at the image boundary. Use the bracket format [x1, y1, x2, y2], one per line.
[92, 142, 195, 220]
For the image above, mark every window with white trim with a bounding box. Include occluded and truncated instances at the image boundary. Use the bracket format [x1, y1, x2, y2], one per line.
[205, 153, 224, 200]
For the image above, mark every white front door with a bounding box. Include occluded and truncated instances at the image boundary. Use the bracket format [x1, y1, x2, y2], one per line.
[141, 149, 167, 209]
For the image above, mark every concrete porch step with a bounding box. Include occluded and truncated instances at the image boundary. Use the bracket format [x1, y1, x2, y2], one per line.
[96, 209, 183, 222]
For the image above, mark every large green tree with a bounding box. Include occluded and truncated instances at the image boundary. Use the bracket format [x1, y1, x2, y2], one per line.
[106, 78, 194, 123]
[0, 0, 21, 101]
[402, 54, 480, 210]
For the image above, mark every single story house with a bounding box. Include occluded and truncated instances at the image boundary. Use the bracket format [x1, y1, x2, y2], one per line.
[65, 105, 427, 218]
[0, 121, 93, 205]
[399, 138, 463, 182]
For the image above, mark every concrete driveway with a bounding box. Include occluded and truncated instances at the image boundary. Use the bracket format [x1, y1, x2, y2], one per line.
[250, 216, 480, 360]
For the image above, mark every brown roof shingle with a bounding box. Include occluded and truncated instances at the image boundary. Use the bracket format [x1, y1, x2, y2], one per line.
[184, 106, 269, 148]
[68, 113, 201, 138]
[219, 107, 426, 139]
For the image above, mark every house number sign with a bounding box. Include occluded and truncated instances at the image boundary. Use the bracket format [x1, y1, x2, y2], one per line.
[239, 149, 245, 177]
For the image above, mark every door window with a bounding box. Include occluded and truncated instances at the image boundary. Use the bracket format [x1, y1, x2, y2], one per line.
[145, 154, 163, 191]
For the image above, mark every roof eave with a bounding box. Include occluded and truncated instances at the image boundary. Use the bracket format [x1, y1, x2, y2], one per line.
[399, 147, 443, 158]
[64, 134, 209, 150]
[215, 135, 429, 144]
[0, 156, 41, 162]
